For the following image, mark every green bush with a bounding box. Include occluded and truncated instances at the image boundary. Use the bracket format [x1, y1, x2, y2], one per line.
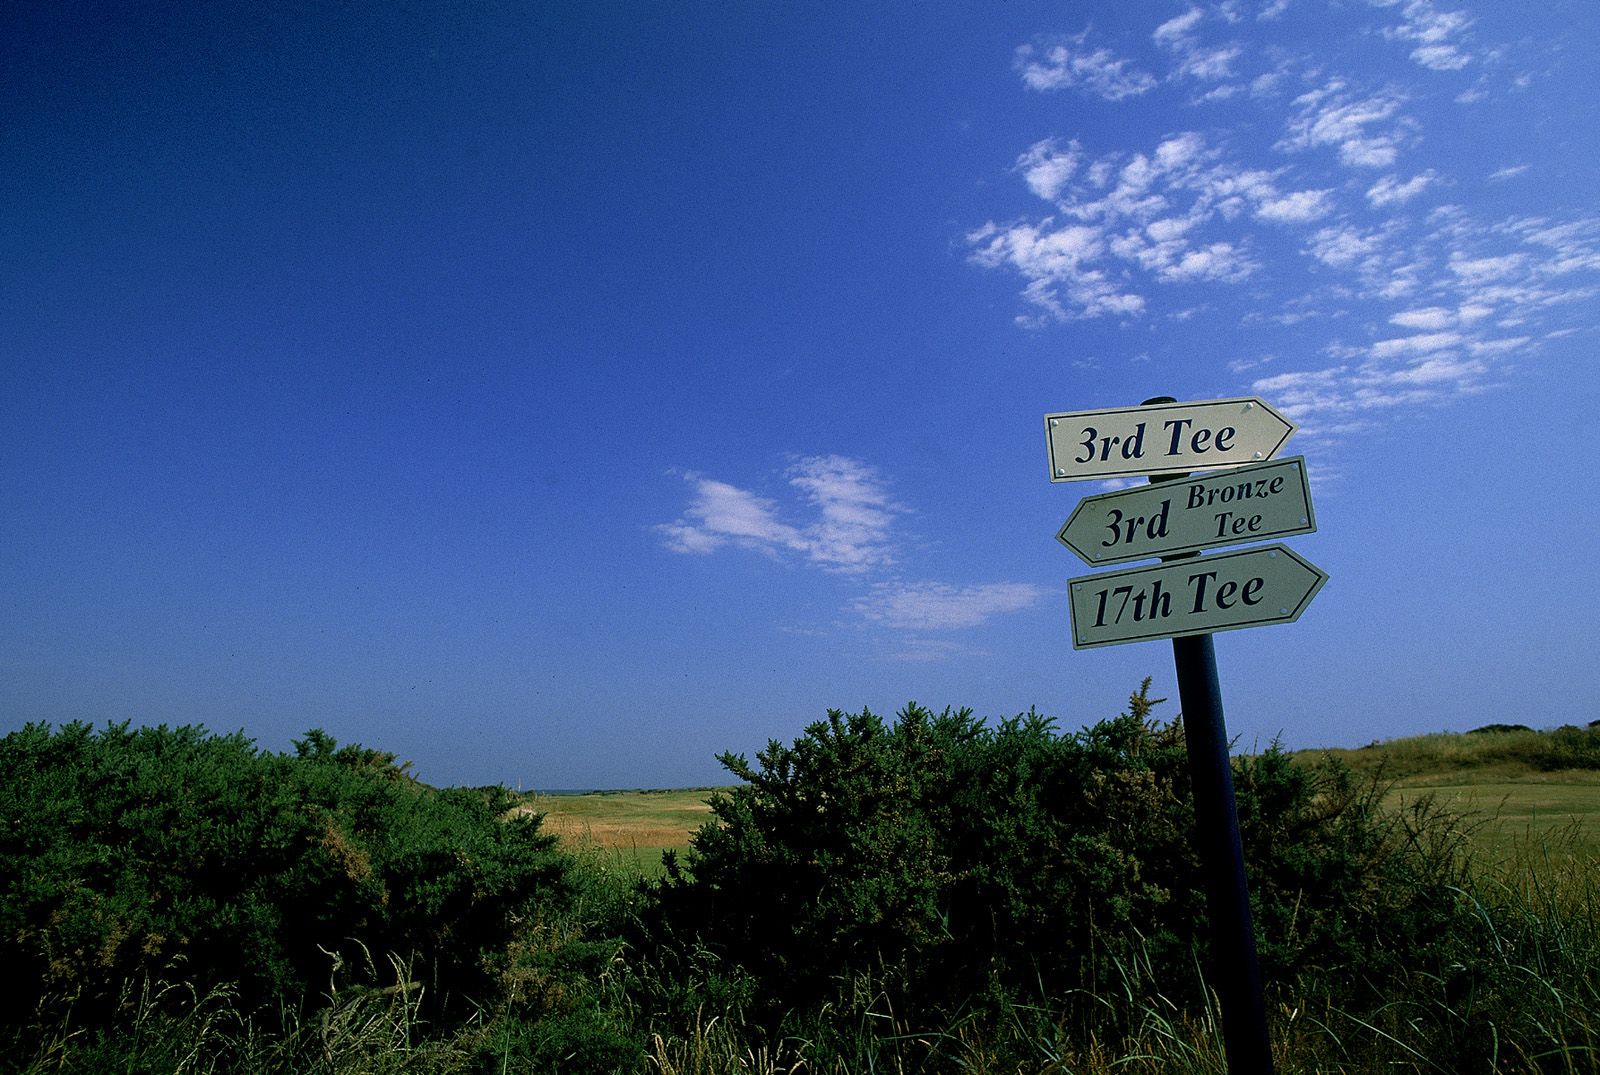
[0, 721, 570, 1040]
[1537, 723, 1600, 771]
[7, 698, 1593, 1073]
[642, 682, 1474, 1034]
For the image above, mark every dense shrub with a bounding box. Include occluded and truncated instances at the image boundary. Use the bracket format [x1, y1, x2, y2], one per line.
[644, 682, 1473, 1032]
[7, 697, 1595, 1073]
[0, 721, 570, 1038]
[1538, 722, 1600, 770]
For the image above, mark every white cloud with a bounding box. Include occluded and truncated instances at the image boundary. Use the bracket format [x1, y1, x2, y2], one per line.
[1250, 359, 1463, 426]
[1470, 336, 1531, 356]
[1388, 306, 1452, 331]
[657, 478, 800, 556]
[1016, 139, 1082, 202]
[1015, 34, 1157, 100]
[1388, 304, 1493, 331]
[853, 581, 1049, 631]
[1162, 241, 1257, 282]
[1249, 366, 1354, 421]
[969, 219, 1104, 277]
[1153, 8, 1205, 45]
[1241, 203, 1600, 430]
[1449, 251, 1527, 284]
[657, 521, 727, 556]
[1382, 0, 1474, 71]
[660, 461, 1050, 640]
[1258, 200, 1600, 431]
[969, 219, 1148, 321]
[1250, 69, 1287, 97]
[971, 6, 1600, 443]
[971, 129, 1355, 319]
[1366, 171, 1438, 207]
[1196, 82, 1244, 103]
[1255, 188, 1333, 223]
[1503, 217, 1600, 275]
[1410, 44, 1469, 71]
[1152, 6, 1246, 86]
[657, 457, 900, 574]
[1147, 215, 1197, 243]
[1369, 331, 1464, 358]
[1278, 80, 1409, 168]
[1180, 44, 1243, 81]
[1307, 224, 1391, 269]
[1383, 352, 1486, 385]
[786, 456, 902, 574]
[1155, 131, 1208, 172]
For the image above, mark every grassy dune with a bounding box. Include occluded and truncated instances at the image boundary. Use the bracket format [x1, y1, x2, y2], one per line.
[1302, 724, 1600, 865]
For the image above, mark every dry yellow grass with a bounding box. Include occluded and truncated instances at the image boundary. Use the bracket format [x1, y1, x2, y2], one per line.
[517, 788, 720, 869]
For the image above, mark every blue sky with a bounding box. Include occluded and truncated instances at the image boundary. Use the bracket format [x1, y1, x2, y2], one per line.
[5, 1, 1598, 788]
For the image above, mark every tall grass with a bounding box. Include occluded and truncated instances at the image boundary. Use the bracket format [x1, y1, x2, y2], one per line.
[1312, 723, 1600, 782]
[12, 962, 478, 1075]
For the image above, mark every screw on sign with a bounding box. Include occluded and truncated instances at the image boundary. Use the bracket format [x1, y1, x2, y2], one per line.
[1056, 456, 1317, 567]
[1045, 396, 1296, 482]
[1068, 544, 1327, 649]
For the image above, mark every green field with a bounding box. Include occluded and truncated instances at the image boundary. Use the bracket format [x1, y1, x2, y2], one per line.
[1385, 776, 1600, 864]
[521, 787, 721, 872]
[532, 728, 1600, 874]
[1303, 725, 1600, 867]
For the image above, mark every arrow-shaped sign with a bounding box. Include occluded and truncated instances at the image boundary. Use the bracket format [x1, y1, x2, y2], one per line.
[1045, 397, 1296, 482]
[1057, 457, 1316, 566]
[1067, 543, 1327, 649]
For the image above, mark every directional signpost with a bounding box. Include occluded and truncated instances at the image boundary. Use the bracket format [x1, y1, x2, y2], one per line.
[1042, 395, 1324, 1075]
[1058, 456, 1316, 566]
[1068, 543, 1327, 649]
[1046, 396, 1296, 482]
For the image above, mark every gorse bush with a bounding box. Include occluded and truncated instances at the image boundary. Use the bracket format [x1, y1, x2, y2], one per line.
[0, 721, 569, 1041]
[645, 682, 1479, 1036]
[4, 695, 1597, 1073]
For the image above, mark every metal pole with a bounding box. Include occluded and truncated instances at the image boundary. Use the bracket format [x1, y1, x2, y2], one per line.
[1172, 632, 1274, 1074]
[1142, 397, 1274, 1075]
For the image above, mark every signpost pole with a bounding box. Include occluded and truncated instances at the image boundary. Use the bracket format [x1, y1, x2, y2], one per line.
[1142, 397, 1274, 1075]
[1172, 632, 1274, 1075]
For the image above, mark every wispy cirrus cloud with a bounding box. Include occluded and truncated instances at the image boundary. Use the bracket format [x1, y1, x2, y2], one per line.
[1276, 79, 1411, 168]
[969, 129, 1339, 321]
[1153, 6, 1244, 84]
[1366, 170, 1439, 207]
[1015, 33, 1157, 100]
[658, 457, 1047, 644]
[972, 2, 1600, 436]
[1256, 187, 1334, 223]
[1153, 7, 1206, 46]
[852, 582, 1050, 631]
[1381, 0, 1475, 71]
[1253, 210, 1600, 426]
[658, 456, 899, 574]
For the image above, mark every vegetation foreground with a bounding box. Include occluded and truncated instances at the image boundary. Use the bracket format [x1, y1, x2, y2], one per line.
[3, 687, 1597, 1074]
